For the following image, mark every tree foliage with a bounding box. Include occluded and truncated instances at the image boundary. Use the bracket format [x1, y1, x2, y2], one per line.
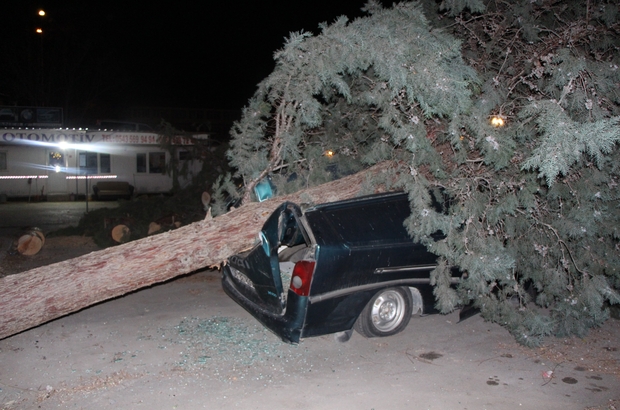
[224, 1, 477, 202]
[218, 0, 620, 345]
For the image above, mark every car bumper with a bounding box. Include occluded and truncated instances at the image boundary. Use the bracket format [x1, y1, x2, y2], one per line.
[222, 266, 306, 344]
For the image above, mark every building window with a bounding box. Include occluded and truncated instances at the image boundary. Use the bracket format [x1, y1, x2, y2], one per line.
[79, 152, 111, 174]
[136, 153, 147, 173]
[100, 154, 111, 173]
[79, 152, 98, 174]
[149, 152, 166, 174]
[49, 151, 65, 171]
[0, 152, 6, 171]
[136, 152, 166, 174]
[179, 150, 192, 161]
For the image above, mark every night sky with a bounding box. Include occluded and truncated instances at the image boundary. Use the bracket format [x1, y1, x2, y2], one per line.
[2, 1, 388, 114]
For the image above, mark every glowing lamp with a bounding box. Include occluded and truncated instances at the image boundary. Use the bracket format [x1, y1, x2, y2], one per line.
[490, 116, 505, 127]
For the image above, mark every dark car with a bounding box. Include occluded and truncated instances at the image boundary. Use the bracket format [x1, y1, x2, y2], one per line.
[222, 191, 461, 343]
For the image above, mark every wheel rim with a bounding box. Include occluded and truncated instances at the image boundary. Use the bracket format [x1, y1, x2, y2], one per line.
[370, 290, 406, 332]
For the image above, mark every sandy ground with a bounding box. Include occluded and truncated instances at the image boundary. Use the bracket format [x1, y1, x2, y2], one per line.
[0, 266, 619, 410]
[0, 202, 619, 409]
[0, 200, 116, 278]
[0, 236, 101, 277]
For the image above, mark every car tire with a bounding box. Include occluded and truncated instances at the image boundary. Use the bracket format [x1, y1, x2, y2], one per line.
[354, 287, 413, 338]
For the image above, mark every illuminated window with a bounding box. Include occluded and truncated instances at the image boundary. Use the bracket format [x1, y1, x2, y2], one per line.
[0, 152, 6, 171]
[49, 151, 65, 171]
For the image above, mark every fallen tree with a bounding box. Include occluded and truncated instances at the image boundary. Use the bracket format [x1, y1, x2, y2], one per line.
[0, 162, 395, 340]
[217, 1, 620, 346]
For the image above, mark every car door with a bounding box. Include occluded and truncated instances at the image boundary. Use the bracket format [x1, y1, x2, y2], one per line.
[227, 202, 307, 313]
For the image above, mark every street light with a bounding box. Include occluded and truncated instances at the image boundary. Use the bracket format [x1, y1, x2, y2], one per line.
[36, 9, 46, 106]
[36, 9, 46, 33]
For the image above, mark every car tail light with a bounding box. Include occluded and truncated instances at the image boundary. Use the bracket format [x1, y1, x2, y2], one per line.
[290, 260, 315, 297]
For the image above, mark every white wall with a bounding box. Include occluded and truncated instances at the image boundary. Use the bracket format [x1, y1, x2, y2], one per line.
[0, 129, 206, 198]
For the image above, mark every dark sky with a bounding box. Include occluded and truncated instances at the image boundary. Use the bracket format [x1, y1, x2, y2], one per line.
[2, 1, 386, 112]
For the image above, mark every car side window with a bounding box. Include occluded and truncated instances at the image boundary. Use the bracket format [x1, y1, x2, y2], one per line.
[323, 198, 411, 246]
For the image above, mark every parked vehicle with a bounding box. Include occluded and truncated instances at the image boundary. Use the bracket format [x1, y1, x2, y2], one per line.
[222, 191, 462, 343]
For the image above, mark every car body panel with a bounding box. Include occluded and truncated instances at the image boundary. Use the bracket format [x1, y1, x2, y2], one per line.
[222, 191, 459, 343]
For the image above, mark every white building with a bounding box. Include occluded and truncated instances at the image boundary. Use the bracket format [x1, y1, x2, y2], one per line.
[0, 128, 207, 200]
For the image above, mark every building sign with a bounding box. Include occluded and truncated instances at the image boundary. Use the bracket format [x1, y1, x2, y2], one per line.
[0, 106, 63, 127]
[101, 133, 159, 144]
[1, 131, 99, 144]
[0, 129, 204, 145]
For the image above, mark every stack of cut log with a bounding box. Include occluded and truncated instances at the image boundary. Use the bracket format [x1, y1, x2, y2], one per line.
[147, 214, 182, 236]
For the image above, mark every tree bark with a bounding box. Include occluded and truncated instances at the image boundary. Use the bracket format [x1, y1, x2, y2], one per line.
[0, 161, 398, 340]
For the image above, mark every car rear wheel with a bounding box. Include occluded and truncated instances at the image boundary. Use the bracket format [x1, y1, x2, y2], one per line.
[354, 287, 413, 338]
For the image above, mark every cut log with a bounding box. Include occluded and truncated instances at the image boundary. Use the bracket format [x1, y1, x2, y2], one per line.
[0, 161, 398, 340]
[201, 191, 211, 209]
[111, 224, 131, 243]
[148, 215, 181, 235]
[147, 222, 161, 235]
[16, 229, 46, 256]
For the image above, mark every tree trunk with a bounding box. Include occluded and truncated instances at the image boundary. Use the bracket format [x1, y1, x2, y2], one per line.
[0, 161, 397, 340]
